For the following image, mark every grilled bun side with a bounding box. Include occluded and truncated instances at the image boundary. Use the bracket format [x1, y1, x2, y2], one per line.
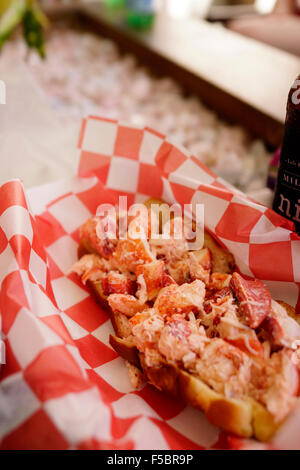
[77, 238, 99, 259]
[277, 300, 300, 325]
[85, 279, 109, 312]
[86, 280, 133, 339]
[247, 398, 279, 442]
[109, 335, 140, 368]
[203, 231, 235, 274]
[109, 334, 280, 440]
[139, 353, 254, 438]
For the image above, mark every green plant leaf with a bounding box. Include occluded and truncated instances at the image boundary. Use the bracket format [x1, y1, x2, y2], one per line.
[0, 0, 47, 57]
[23, 7, 46, 58]
[0, 0, 26, 49]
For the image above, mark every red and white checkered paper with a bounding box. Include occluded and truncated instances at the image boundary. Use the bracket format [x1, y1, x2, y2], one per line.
[1, 116, 300, 450]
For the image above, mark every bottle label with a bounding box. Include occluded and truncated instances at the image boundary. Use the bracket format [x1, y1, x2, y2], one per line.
[273, 123, 300, 233]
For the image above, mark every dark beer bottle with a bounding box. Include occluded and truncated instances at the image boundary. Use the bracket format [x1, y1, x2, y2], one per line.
[272, 75, 300, 234]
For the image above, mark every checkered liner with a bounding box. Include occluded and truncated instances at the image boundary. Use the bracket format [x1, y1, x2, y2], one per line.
[1, 116, 300, 450]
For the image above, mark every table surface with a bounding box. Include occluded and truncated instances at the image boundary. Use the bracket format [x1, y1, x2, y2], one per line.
[0, 2, 291, 203]
[0, 62, 80, 189]
[0, 57, 272, 205]
[78, 3, 300, 147]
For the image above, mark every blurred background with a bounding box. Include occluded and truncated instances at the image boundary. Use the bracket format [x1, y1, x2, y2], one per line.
[0, 0, 300, 205]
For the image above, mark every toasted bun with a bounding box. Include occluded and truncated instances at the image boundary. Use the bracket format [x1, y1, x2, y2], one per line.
[77, 238, 99, 259]
[109, 335, 140, 368]
[277, 300, 300, 326]
[107, 335, 279, 440]
[203, 231, 235, 274]
[139, 353, 259, 439]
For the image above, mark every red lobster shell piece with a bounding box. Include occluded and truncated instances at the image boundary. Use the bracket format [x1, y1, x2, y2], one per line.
[230, 272, 271, 329]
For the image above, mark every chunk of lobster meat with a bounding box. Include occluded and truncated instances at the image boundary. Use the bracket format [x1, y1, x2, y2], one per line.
[101, 272, 137, 296]
[136, 260, 167, 302]
[162, 273, 177, 287]
[158, 315, 208, 366]
[80, 217, 117, 259]
[195, 338, 252, 399]
[202, 290, 264, 358]
[72, 254, 103, 277]
[153, 238, 189, 266]
[228, 336, 264, 360]
[230, 272, 271, 328]
[210, 287, 232, 304]
[150, 217, 189, 262]
[71, 254, 110, 284]
[154, 280, 205, 319]
[187, 331, 210, 360]
[129, 309, 153, 327]
[143, 348, 164, 368]
[186, 312, 210, 352]
[261, 300, 300, 349]
[211, 297, 264, 359]
[210, 273, 232, 291]
[111, 238, 154, 273]
[166, 216, 188, 239]
[82, 268, 107, 284]
[158, 316, 192, 363]
[108, 294, 145, 317]
[202, 288, 233, 325]
[131, 312, 165, 352]
[251, 349, 299, 422]
[204, 287, 232, 312]
[189, 248, 211, 284]
[165, 255, 190, 285]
